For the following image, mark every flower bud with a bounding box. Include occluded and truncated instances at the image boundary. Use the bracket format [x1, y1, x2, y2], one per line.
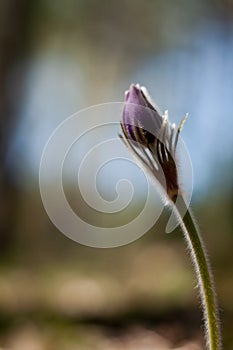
[122, 84, 162, 145]
[121, 84, 187, 202]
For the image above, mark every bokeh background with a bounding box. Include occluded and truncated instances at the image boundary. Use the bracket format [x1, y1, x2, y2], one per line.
[1, 0, 233, 349]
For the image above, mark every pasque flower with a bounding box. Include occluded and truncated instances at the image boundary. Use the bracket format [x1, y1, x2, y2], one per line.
[121, 83, 187, 202]
[120, 83, 221, 350]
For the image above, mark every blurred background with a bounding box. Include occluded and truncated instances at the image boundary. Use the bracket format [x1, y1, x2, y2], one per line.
[1, 0, 233, 349]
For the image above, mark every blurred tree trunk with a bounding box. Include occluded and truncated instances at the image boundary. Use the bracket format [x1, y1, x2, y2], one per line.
[0, 0, 33, 252]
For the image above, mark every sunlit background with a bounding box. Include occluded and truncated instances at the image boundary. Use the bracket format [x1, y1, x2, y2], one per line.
[1, 0, 233, 349]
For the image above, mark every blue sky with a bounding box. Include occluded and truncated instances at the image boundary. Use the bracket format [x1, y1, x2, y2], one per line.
[8, 22, 233, 199]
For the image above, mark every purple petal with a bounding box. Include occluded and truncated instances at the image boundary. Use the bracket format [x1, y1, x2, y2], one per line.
[122, 84, 162, 143]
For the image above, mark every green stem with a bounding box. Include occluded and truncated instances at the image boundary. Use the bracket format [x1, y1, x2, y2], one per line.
[173, 195, 221, 350]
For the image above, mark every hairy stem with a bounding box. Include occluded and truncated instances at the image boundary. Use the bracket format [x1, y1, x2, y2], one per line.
[173, 195, 221, 350]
